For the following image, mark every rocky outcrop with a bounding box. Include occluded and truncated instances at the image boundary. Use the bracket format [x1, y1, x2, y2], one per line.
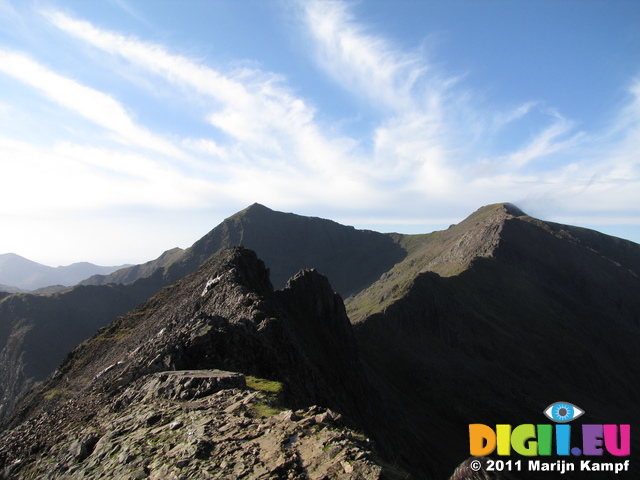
[1, 370, 382, 480]
[0, 247, 394, 479]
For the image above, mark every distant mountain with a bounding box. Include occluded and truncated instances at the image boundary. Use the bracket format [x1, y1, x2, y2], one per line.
[1, 203, 639, 479]
[79, 247, 184, 286]
[164, 203, 407, 297]
[0, 284, 26, 295]
[0, 253, 131, 291]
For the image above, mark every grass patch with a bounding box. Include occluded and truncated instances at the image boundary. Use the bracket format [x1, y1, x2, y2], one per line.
[249, 403, 282, 418]
[245, 376, 283, 396]
[245, 375, 284, 418]
[42, 386, 68, 400]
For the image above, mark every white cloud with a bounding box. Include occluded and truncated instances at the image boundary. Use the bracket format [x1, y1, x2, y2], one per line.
[505, 113, 584, 169]
[45, 11, 254, 112]
[302, 0, 429, 112]
[0, 137, 212, 215]
[0, 49, 182, 157]
[45, 9, 372, 202]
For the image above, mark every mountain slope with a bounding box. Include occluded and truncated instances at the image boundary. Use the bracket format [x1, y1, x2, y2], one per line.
[0, 254, 129, 291]
[0, 247, 397, 479]
[165, 203, 407, 297]
[0, 272, 169, 419]
[348, 203, 640, 478]
[79, 247, 184, 286]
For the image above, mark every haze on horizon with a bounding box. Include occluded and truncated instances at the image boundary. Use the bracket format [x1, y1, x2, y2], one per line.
[1, 0, 640, 266]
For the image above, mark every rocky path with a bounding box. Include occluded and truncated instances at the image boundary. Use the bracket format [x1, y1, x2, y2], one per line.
[3, 370, 382, 480]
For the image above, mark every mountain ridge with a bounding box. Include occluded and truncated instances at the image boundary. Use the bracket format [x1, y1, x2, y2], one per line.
[1, 203, 639, 478]
[79, 248, 184, 287]
[0, 253, 130, 291]
[0, 247, 398, 479]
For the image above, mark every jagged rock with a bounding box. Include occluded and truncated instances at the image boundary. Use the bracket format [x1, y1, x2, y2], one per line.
[7, 371, 381, 479]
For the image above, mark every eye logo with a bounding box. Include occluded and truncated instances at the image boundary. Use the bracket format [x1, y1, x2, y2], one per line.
[543, 402, 584, 423]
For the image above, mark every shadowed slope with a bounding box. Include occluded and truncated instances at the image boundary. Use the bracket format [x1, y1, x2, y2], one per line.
[349, 203, 640, 478]
[165, 203, 407, 297]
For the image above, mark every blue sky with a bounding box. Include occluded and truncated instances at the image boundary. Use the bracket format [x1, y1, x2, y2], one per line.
[1, 0, 640, 266]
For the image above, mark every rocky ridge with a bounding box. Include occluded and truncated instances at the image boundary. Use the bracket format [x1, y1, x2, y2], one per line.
[0, 204, 407, 421]
[0, 247, 394, 479]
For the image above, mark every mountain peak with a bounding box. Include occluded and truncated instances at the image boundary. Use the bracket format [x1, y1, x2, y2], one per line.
[464, 202, 527, 223]
[239, 202, 274, 216]
[503, 202, 526, 217]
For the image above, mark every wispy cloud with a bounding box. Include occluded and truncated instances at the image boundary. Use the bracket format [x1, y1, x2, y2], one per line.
[107, 0, 151, 26]
[304, 1, 424, 110]
[505, 112, 584, 169]
[0, 49, 182, 157]
[45, 9, 374, 207]
[43, 3, 640, 222]
[300, 0, 463, 197]
[0, 136, 212, 215]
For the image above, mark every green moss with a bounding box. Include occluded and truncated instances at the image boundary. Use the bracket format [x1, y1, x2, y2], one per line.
[349, 431, 368, 442]
[249, 402, 282, 418]
[244, 375, 284, 418]
[245, 376, 283, 396]
[42, 386, 68, 400]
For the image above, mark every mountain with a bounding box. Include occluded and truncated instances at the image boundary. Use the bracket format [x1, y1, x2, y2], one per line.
[1, 203, 639, 479]
[81, 203, 406, 297]
[0, 247, 397, 479]
[346, 203, 640, 478]
[0, 204, 408, 421]
[0, 254, 130, 291]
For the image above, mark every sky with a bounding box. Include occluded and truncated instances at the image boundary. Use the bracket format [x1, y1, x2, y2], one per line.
[1, 0, 640, 266]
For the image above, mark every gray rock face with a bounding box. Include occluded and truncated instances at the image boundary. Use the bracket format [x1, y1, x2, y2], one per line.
[5, 370, 382, 480]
